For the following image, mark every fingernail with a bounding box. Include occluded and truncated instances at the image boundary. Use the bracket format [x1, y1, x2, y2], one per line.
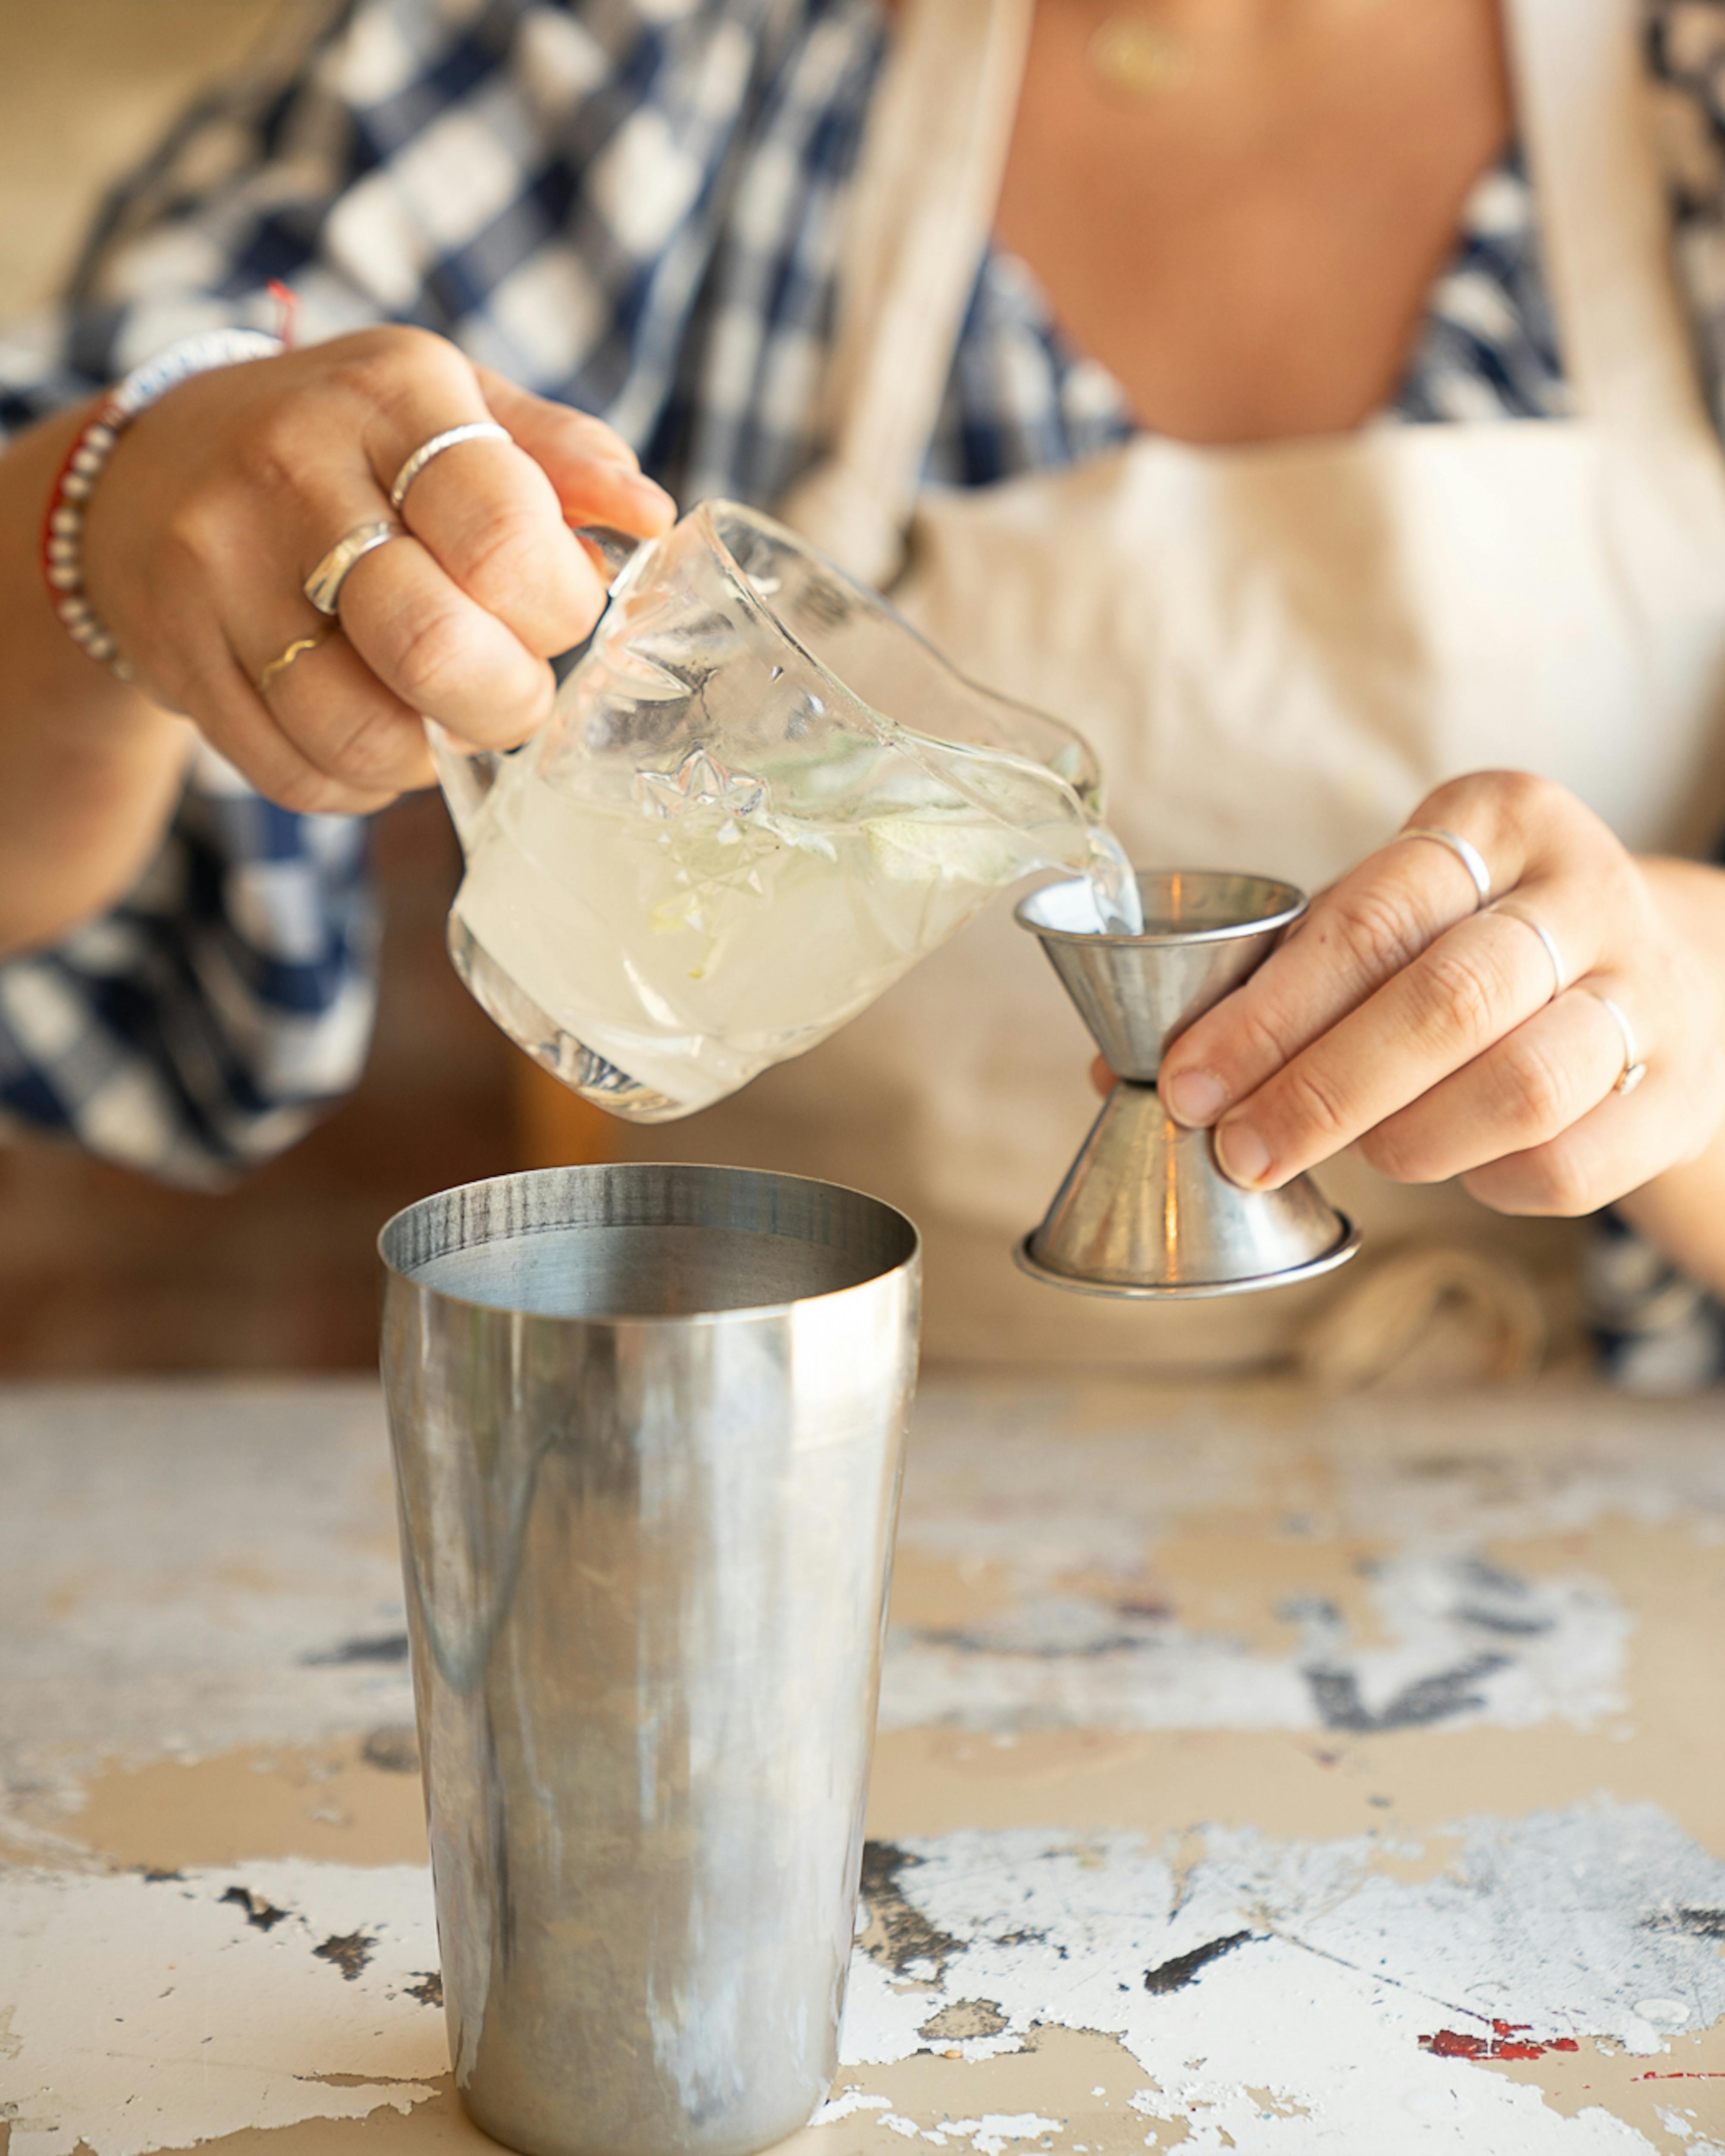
[1162, 1068, 1228, 1125]
[1215, 1119, 1271, 1188]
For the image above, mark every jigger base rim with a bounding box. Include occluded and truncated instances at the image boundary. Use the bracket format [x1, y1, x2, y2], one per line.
[1012, 1217, 1361, 1300]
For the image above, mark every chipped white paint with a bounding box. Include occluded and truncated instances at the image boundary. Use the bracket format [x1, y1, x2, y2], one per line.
[812, 2094, 1065, 2153]
[869, 1375, 1725, 1736]
[899, 1379, 1725, 1553]
[6, 1380, 1725, 2153]
[0, 1384, 412, 1804]
[0, 1859, 443, 2156]
[3, 1378, 1719, 1819]
[829, 1799, 1725, 2152]
[879, 1547, 1629, 1733]
[816, 2090, 900, 2124]
[1656, 2107, 1724, 2149]
[12, 1797, 1712, 2154]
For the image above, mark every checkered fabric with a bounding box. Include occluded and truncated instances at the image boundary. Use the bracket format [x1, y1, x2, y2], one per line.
[0, 0, 1721, 1372]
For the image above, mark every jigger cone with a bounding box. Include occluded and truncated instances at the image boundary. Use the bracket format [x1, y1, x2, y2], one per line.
[1014, 871, 1361, 1298]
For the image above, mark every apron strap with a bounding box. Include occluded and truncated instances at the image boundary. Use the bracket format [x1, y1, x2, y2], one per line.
[1502, 0, 1716, 446]
[778, 0, 1035, 584]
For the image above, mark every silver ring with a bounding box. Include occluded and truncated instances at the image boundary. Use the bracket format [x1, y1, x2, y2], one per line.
[303, 519, 403, 615]
[389, 421, 511, 511]
[1486, 900, 1567, 999]
[1586, 990, 1648, 1096]
[1398, 825, 1492, 906]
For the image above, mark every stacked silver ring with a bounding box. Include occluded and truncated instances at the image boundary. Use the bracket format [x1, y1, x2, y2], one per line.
[1397, 823, 1650, 1094]
[303, 519, 403, 615]
[1587, 992, 1649, 1097]
[301, 423, 515, 616]
[1486, 899, 1567, 1000]
[388, 420, 511, 510]
[1398, 825, 1492, 904]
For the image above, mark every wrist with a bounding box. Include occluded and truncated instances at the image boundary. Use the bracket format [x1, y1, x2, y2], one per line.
[42, 327, 283, 680]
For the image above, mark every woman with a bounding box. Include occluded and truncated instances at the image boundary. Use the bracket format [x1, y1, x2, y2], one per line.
[3, 0, 1724, 1372]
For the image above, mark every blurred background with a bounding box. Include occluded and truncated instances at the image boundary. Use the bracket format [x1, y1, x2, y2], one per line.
[0, 0, 597, 1372]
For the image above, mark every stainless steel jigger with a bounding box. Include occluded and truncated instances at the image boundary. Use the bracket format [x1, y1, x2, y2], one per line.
[1013, 869, 1361, 1298]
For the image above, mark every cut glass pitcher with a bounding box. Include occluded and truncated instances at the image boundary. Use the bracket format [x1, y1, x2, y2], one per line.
[430, 499, 1134, 1122]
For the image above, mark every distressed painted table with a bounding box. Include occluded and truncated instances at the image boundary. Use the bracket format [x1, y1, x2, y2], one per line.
[3, 1374, 1725, 2156]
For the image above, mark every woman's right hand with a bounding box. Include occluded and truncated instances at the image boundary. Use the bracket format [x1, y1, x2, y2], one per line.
[79, 325, 676, 814]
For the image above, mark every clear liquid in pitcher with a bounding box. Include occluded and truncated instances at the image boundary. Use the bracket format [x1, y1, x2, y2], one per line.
[452, 736, 1138, 1119]
[444, 499, 1138, 1122]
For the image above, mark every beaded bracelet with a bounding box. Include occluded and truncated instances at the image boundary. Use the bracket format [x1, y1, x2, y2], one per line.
[42, 326, 284, 679]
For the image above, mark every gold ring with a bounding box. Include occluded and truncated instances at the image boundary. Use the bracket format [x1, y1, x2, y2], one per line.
[258, 624, 334, 696]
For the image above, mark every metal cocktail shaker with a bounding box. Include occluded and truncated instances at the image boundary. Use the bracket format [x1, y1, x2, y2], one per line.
[378, 1163, 920, 2156]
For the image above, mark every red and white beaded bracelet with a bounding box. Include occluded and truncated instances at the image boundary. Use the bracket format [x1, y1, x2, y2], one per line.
[41, 326, 284, 679]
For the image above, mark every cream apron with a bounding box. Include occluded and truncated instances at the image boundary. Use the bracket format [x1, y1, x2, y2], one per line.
[621, 0, 1725, 1368]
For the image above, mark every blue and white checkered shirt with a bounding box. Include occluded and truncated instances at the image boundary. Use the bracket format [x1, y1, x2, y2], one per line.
[3, 0, 1725, 1361]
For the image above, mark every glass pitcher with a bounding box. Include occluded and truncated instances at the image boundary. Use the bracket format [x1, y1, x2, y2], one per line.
[429, 499, 1132, 1124]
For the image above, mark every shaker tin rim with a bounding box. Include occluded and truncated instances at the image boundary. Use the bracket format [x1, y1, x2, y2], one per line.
[378, 1159, 921, 1329]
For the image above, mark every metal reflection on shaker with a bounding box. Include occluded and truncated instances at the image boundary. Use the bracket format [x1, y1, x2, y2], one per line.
[378, 1163, 920, 2156]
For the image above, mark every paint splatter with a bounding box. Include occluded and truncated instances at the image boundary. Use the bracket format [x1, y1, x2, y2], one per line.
[1646, 1908, 1725, 1941]
[301, 1633, 410, 1668]
[1144, 1931, 1256, 1995]
[859, 1842, 965, 1983]
[881, 1541, 1628, 1737]
[1305, 1653, 1512, 1733]
[220, 1885, 286, 1932]
[835, 1801, 1725, 2150]
[313, 1930, 374, 1980]
[919, 1999, 1010, 2040]
[1418, 2021, 1581, 2061]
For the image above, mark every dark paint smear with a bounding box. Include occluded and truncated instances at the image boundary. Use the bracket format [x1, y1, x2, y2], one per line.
[407, 1971, 444, 2007]
[1459, 1555, 1532, 1598]
[1452, 1606, 1553, 1637]
[314, 1931, 375, 1980]
[858, 1842, 964, 1982]
[1144, 1929, 1255, 1994]
[1644, 1907, 1725, 1940]
[301, 1633, 411, 1667]
[1421, 2021, 1579, 2061]
[140, 1867, 183, 1884]
[361, 1724, 421, 1773]
[220, 1885, 288, 1931]
[1307, 1653, 1510, 1733]
[903, 1626, 1167, 1661]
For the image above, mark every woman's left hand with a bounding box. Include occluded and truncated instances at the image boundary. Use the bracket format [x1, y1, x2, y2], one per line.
[1153, 771, 1725, 1216]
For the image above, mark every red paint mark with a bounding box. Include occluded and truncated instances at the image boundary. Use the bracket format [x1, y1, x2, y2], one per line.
[1423, 2031, 1489, 2059]
[1634, 2071, 1725, 2081]
[1419, 2021, 1580, 2062]
[267, 280, 301, 348]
